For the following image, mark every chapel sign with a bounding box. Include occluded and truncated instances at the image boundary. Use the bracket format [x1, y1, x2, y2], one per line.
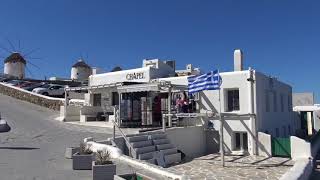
[126, 72, 145, 80]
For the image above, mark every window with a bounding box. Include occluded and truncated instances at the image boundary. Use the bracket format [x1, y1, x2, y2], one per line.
[266, 91, 270, 112]
[227, 89, 240, 111]
[280, 94, 284, 112]
[234, 132, 248, 151]
[283, 126, 286, 137]
[112, 92, 119, 106]
[273, 92, 277, 112]
[50, 85, 63, 90]
[93, 94, 101, 106]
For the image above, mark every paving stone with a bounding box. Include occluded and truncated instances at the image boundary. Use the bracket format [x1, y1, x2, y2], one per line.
[166, 154, 293, 180]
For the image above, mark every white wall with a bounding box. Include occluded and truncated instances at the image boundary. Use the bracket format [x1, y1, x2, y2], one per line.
[257, 132, 272, 157]
[291, 136, 311, 160]
[88, 87, 117, 112]
[255, 72, 297, 137]
[60, 105, 81, 122]
[164, 126, 207, 158]
[4, 62, 25, 79]
[143, 59, 176, 78]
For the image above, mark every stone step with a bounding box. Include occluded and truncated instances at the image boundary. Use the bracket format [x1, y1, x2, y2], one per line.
[131, 140, 153, 148]
[164, 153, 181, 165]
[150, 133, 167, 140]
[159, 148, 178, 155]
[135, 145, 156, 155]
[126, 131, 165, 137]
[139, 152, 156, 160]
[153, 139, 170, 145]
[127, 135, 149, 143]
[156, 143, 174, 151]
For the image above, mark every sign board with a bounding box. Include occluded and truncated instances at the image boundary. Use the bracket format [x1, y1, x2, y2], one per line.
[126, 72, 145, 80]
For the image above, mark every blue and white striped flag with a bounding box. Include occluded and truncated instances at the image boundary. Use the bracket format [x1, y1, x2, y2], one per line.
[188, 70, 221, 94]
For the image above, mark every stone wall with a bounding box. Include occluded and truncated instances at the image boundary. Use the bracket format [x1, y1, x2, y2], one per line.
[0, 83, 63, 110]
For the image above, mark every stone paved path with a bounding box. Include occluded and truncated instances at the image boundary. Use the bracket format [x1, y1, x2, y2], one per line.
[167, 154, 293, 180]
[0, 94, 113, 180]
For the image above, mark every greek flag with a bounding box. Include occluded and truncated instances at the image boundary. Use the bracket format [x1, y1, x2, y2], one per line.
[188, 70, 221, 94]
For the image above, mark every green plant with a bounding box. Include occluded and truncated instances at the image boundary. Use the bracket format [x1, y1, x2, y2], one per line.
[79, 142, 93, 155]
[95, 149, 112, 165]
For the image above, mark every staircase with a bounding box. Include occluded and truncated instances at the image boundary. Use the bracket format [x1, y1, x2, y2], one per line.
[126, 131, 181, 167]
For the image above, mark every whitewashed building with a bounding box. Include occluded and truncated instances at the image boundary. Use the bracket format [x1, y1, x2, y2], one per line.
[63, 51, 298, 156]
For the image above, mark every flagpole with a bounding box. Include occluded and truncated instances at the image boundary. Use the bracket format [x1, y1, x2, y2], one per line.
[218, 69, 225, 167]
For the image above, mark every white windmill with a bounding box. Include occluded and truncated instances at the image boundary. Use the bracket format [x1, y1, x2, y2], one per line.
[70, 59, 92, 81]
[0, 39, 41, 79]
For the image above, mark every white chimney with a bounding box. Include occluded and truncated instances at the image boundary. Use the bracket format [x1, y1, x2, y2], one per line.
[234, 49, 243, 71]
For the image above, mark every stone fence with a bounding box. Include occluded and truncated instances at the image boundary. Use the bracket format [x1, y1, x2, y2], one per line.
[0, 83, 63, 111]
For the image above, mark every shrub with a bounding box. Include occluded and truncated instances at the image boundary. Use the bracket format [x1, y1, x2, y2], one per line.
[79, 142, 93, 155]
[95, 149, 112, 165]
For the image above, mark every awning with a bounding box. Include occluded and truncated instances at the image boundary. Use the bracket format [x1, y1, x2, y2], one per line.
[117, 83, 188, 93]
[65, 82, 123, 91]
[117, 83, 160, 93]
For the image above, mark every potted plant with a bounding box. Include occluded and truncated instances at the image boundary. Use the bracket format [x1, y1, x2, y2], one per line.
[92, 149, 116, 180]
[72, 142, 94, 170]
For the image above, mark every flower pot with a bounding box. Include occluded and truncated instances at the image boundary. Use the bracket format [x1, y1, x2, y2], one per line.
[72, 152, 94, 170]
[65, 147, 79, 159]
[92, 161, 116, 180]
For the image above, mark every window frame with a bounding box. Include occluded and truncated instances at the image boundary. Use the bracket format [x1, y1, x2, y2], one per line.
[225, 88, 240, 112]
[93, 93, 102, 107]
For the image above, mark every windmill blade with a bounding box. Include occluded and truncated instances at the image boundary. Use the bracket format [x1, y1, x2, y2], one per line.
[23, 48, 40, 57]
[27, 61, 41, 70]
[18, 39, 21, 52]
[5, 38, 16, 52]
[0, 45, 12, 54]
[23, 56, 44, 61]
[25, 66, 34, 78]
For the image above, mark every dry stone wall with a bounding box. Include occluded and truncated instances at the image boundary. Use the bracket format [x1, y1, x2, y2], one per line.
[0, 83, 63, 110]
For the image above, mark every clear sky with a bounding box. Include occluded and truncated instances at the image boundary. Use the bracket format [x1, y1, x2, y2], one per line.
[0, 0, 318, 102]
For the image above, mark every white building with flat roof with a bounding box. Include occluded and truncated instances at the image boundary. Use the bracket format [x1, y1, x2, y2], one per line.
[63, 51, 298, 156]
[159, 68, 298, 155]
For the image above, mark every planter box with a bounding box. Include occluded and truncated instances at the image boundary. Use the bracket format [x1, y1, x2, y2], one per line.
[65, 147, 79, 159]
[72, 152, 94, 170]
[92, 161, 116, 180]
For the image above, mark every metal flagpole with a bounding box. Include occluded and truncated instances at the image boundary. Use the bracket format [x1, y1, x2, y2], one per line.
[218, 69, 225, 167]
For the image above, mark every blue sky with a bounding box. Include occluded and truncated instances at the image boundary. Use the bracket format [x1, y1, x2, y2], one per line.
[0, 0, 319, 102]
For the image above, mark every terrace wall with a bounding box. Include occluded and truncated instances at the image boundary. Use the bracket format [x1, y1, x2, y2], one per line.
[0, 83, 63, 110]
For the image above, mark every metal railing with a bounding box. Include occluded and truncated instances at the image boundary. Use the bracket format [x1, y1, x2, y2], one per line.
[111, 106, 137, 158]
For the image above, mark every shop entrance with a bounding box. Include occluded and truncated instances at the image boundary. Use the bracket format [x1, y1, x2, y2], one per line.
[120, 92, 168, 128]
